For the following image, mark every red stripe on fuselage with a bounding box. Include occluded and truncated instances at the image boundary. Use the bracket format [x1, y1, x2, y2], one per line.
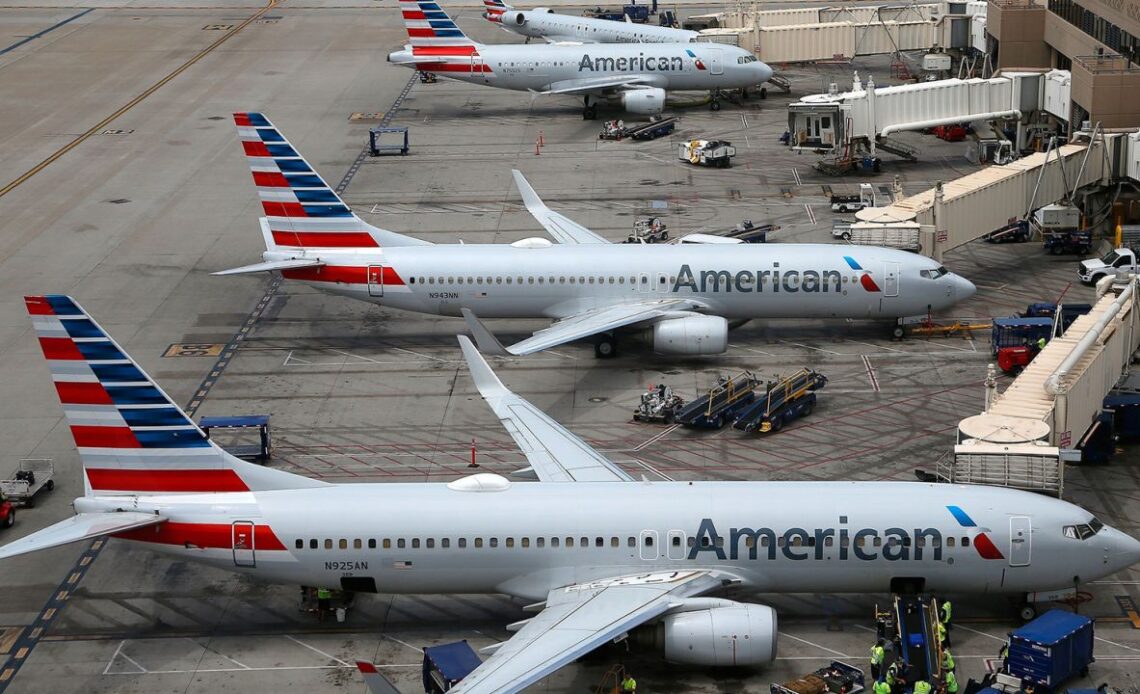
[86, 468, 250, 493]
[39, 337, 85, 360]
[56, 381, 113, 405]
[281, 265, 405, 286]
[973, 533, 1005, 560]
[415, 62, 492, 73]
[115, 521, 285, 550]
[270, 230, 379, 248]
[71, 426, 140, 448]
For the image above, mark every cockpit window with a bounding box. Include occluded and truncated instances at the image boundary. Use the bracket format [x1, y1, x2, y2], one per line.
[1064, 518, 1104, 540]
[919, 266, 948, 280]
[736, 55, 758, 64]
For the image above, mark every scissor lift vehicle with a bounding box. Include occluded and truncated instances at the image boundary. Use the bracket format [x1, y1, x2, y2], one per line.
[676, 371, 758, 429]
[733, 369, 827, 433]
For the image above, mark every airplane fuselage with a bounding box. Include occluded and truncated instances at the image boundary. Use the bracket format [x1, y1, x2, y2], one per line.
[271, 242, 972, 320]
[492, 10, 701, 44]
[101, 481, 1133, 602]
[389, 41, 771, 92]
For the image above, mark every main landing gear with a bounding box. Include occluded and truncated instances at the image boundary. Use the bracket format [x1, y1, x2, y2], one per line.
[709, 89, 722, 111]
[582, 96, 598, 120]
[594, 333, 617, 358]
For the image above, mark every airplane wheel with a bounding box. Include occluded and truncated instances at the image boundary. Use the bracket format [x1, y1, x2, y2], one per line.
[46, 480, 54, 492]
[25, 495, 34, 509]
[770, 415, 783, 432]
[712, 415, 725, 429]
[1018, 603, 1037, 621]
[759, 87, 768, 99]
[583, 106, 598, 120]
[710, 100, 721, 111]
[594, 336, 616, 358]
[4, 511, 13, 528]
[892, 326, 905, 339]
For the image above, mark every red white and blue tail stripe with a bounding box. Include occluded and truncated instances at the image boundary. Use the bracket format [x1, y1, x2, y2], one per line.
[482, 0, 510, 22]
[401, 0, 479, 46]
[27, 295, 324, 495]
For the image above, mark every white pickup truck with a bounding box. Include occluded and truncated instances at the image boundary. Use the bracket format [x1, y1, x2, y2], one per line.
[830, 183, 882, 213]
[1078, 247, 1140, 284]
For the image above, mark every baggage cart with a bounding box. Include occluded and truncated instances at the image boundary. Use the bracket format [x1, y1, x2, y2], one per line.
[422, 640, 482, 693]
[1007, 609, 1094, 690]
[772, 661, 865, 694]
[633, 384, 684, 424]
[0, 459, 55, 507]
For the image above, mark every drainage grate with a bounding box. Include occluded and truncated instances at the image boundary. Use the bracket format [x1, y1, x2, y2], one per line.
[100, 129, 132, 135]
[202, 24, 233, 30]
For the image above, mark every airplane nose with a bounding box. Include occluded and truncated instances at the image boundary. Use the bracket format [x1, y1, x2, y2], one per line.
[758, 63, 773, 83]
[1116, 531, 1140, 570]
[953, 274, 976, 300]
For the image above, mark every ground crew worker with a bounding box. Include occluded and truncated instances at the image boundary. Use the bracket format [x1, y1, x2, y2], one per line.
[999, 642, 1010, 671]
[885, 661, 899, 687]
[937, 619, 951, 648]
[870, 639, 886, 680]
[874, 678, 891, 694]
[942, 648, 956, 673]
[914, 679, 932, 694]
[316, 587, 332, 622]
[621, 671, 637, 692]
[945, 670, 959, 694]
[1036, 336, 1047, 351]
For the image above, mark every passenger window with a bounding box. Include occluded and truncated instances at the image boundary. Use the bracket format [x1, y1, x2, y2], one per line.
[295, 539, 303, 549]
[946, 537, 955, 547]
[459, 538, 467, 548]
[611, 537, 619, 547]
[566, 537, 574, 547]
[383, 539, 391, 549]
[442, 539, 449, 548]
[522, 538, 530, 548]
[873, 537, 882, 547]
[777, 537, 785, 547]
[490, 538, 499, 548]
[581, 537, 589, 547]
[506, 538, 515, 548]
[339, 539, 348, 550]
[412, 539, 420, 549]
[475, 538, 483, 548]
[550, 537, 558, 547]
[398, 539, 406, 549]
[760, 536, 770, 547]
[628, 537, 636, 547]
[354, 539, 362, 549]
[644, 536, 653, 547]
[825, 537, 834, 547]
[324, 539, 333, 550]
[792, 537, 803, 547]
[368, 539, 377, 549]
[672, 536, 681, 547]
[310, 539, 318, 549]
[962, 537, 970, 547]
[595, 537, 604, 547]
[427, 538, 435, 548]
[687, 537, 695, 547]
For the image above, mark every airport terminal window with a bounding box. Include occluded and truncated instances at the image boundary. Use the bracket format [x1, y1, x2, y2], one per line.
[1049, 0, 1140, 63]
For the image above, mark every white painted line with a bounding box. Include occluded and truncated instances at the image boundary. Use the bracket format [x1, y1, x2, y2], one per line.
[634, 459, 676, 481]
[779, 340, 841, 355]
[792, 167, 802, 186]
[187, 637, 251, 669]
[1093, 634, 1140, 653]
[780, 631, 850, 658]
[103, 640, 147, 675]
[953, 623, 1006, 643]
[383, 634, 426, 654]
[908, 338, 976, 353]
[633, 424, 680, 452]
[104, 664, 422, 676]
[285, 634, 353, 666]
[728, 343, 776, 356]
[847, 339, 902, 353]
[804, 204, 816, 225]
[740, 113, 749, 129]
[862, 355, 880, 392]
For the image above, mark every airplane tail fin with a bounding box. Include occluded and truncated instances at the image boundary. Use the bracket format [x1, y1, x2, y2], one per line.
[399, 0, 483, 49]
[25, 295, 328, 495]
[232, 112, 430, 254]
[356, 662, 402, 694]
[482, 0, 511, 22]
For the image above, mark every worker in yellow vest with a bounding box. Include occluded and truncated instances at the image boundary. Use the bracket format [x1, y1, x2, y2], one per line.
[874, 678, 892, 694]
[914, 680, 933, 694]
[870, 639, 886, 680]
[942, 648, 956, 672]
[621, 672, 637, 692]
[945, 671, 959, 694]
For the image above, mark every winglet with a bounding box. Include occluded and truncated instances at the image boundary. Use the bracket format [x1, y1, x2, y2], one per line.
[355, 661, 401, 694]
[461, 308, 510, 356]
[511, 169, 549, 219]
[458, 335, 511, 402]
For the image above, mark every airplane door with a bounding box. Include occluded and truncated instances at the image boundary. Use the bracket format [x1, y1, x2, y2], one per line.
[883, 262, 899, 297]
[708, 48, 724, 75]
[367, 265, 384, 297]
[1009, 516, 1031, 566]
[667, 530, 686, 560]
[471, 55, 488, 82]
[640, 530, 659, 560]
[232, 521, 256, 567]
[638, 272, 653, 292]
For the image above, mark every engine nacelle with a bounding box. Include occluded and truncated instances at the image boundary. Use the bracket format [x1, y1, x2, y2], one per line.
[662, 602, 778, 666]
[652, 315, 728, 355]
[620, 88, 666, 115]
[512, 11, 527, 25]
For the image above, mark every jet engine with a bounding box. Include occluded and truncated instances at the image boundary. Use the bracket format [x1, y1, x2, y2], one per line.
[511, 11, 528, 25]
[533, 7, 555, 12]
[636, 600, 778, 666]
[652, 315, 728, 355]
[620, 88, 666, 115]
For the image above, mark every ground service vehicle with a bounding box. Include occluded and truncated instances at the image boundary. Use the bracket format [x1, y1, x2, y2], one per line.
[992, 317, 1054, 374]
[1007, 609, 1094, 687]
[678, 139, 735, 166]
[733, 369, 827, 433]
[984, 220, 1030, 244]
[1079, 248, 1140, 284]
[625, 217, 669, 243]
[675, 371, 758, 428]
[772, 661, 864, 694]
[830, 184, 880, 213]
[633, 384, 684, 423]
[0, 460, 55, 507]
[422, 641, 482, 693]
[0, 493, 12, 529]
[599, 117, 676, 141]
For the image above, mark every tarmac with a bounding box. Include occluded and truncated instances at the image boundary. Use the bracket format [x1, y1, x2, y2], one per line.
[0, 1, 1138, 693]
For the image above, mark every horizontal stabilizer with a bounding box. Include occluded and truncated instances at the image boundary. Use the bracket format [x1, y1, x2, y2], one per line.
[212, 259, 326, 276]
[0, 512, 166, 560]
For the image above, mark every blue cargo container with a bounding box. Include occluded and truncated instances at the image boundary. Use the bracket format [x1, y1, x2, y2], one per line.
[1007, 609, 1094, 689]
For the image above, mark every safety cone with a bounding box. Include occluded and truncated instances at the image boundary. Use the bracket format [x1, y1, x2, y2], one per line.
[535, 137, 541, 155]
[538, 130, 545, 146]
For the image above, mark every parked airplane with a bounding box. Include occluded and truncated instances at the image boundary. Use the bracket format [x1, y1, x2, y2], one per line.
[387, 0, 769, 116]
[216, 113, 975, 357]
[4, 295, 1140, 694]
[481, 0, 700, 45]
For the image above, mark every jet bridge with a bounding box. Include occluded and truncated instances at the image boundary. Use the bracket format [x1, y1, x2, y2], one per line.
[851, 133, 1112, 260]
[948, 277, 1140, 496]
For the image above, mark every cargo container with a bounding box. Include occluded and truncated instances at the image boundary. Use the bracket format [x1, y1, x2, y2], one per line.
[1007, 609, 1094, 689]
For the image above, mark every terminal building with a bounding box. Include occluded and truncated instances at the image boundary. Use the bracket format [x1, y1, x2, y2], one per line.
[987, 0, 1140, 127]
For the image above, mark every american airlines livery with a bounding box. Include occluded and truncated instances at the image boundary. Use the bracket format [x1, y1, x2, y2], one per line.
[3, 295, 1139, 693]
[216, 113, 976, 358]
[481, 0, 701, 45]
[387, 0, 770, 116]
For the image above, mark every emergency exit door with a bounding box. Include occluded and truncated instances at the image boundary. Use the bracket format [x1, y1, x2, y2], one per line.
[367, 265, 384, 297]
[232, 521, 256, 567]
[1009, 516, 1031, 566]
[640, 530, 659, 560]
[883, 262, 899, 297]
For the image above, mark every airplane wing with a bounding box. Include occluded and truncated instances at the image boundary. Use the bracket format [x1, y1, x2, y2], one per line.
[505, 299, 699, 355]
[458, 335, 633, 482]
[0, 512, 166, 560]
[451, 570, 726, 693]
[511, 170, 609, 244]
[212, 258, 326, 276]
[536, 75, 665, 95]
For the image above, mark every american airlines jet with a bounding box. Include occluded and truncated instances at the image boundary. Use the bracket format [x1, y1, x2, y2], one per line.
[481, 0, 701, 45]
[387, 0, 769, 116]
[3, 295, 1140, 693]
[216, 113, 976, 358]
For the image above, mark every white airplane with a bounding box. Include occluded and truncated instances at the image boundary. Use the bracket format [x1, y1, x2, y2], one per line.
[4, 295, 1140, 694]
[215, 113, 976, 358]
[387, 0, 769, 116]
[481, 0, 700, 45]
